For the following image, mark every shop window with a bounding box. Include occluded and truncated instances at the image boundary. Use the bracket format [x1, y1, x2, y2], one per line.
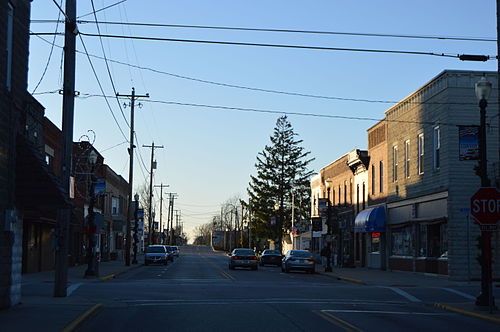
[391, 226, 413, 256]
[418, 224, 427, 256]
[418, 222, 448, 258]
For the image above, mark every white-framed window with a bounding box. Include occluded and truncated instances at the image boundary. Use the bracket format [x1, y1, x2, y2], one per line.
[379, 161, 384, 193]
[371, 164, 375, 195]
[6, 2, 14, 91]
[112, 197, 120, 215]
[404, 140, 410, 178]
[433, 126, 440, 170]
[418, 133, 425, 174]
[392, 145, 398, 182]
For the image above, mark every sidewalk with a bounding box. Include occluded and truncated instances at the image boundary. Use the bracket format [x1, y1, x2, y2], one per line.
[0, 255, 144, 332]
[317, 266, 500, 324]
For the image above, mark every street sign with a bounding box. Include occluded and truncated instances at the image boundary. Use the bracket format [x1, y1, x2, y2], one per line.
[470, 187, 500, 225]
[312, 217, 322, 231]
[318, 198, 328, 216]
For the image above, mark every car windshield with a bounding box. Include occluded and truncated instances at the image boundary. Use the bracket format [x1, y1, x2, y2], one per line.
[146, 247, 165, 253]
[289, 251, 312, 258]
[165, 247, 173, 252]
[263, 250, 280, 255]
[233, 249, 254, 255]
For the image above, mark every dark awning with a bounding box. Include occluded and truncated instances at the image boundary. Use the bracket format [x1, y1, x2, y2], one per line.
[354, 206, 386, 233]
[16, 135, 70, 210]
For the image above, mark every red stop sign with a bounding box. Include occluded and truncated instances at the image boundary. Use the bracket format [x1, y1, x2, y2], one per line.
[470, 187, 500, 224]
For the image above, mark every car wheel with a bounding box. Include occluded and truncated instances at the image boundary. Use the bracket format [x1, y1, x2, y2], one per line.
[252, 266, 258, 271]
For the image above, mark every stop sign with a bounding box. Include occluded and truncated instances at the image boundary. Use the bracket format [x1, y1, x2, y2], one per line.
[470, 187, 500, 224]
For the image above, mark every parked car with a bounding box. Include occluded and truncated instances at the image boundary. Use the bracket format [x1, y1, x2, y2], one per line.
[228, 248, 258, 270]
[163, 246, 175, 262]
[144, 245, 168, 266]
[259, 249, 282, 266]
[281, 250, 315, 273]
[172, 246, 180, 257]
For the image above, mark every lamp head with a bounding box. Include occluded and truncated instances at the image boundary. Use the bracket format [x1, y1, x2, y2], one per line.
[475, 76, 492, 101]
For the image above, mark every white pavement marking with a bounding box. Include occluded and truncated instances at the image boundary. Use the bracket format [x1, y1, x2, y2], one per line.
[441, 288, 476, 300]
[321, 309, 453, 316]
[67, 282, 84, 296]
[378, 286, 421, 302]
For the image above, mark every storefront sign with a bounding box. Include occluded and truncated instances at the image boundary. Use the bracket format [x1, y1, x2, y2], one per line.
[371, 232, 381, 238]
[458, 126, 479, 161]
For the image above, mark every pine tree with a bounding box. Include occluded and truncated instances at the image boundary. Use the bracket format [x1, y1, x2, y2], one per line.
[247, 116, 314, 251]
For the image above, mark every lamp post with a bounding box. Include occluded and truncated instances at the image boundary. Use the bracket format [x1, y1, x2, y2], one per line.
[474, 76, 495, 310]
[132, 193, 139, 264]
[84, 150, 98, 277]
[325, 180, 333, 272]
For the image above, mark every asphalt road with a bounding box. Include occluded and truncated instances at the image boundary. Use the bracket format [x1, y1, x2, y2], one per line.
[76, 245, 498, 332]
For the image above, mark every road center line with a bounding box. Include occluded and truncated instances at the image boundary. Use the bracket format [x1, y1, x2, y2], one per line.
[314, 310, 364, 332]
[378, 286, 421, 302]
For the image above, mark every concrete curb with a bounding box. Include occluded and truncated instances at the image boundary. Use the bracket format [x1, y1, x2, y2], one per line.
[433, 303, 500, 324]
[61, 303, 103, 332]
[318, 271, 366, 285]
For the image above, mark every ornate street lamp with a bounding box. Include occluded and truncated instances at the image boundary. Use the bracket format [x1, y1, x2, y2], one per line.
[84, 150, 98, 277]
[474, 76, 495, 310]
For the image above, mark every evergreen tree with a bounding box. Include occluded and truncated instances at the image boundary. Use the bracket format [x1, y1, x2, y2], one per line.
[247, 116, 314, 251]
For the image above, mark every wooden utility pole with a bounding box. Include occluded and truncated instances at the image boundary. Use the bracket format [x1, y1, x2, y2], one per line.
[143, 142, 164, 245]
[54, 0, 76, 298]
[154, 183, 169, 243]
[117, 88, 148, 266]
[166, 193, 178, 244]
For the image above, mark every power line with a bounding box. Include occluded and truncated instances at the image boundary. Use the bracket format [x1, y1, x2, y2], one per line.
[50, 0, 68, 21]
[32, 19, 497, 42]
[32, 34, 493, 107]
[32, 0, 63, 94]
[78, 34, 129, 141]
[90, 0, 130, 128]
[80, 32, 485, 60]
[77, 0, 127, 19]
[100, 140, 128, 153]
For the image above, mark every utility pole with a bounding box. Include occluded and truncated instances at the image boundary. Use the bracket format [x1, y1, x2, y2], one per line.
[143, 142, 164, 246]
[154, 183, 169, 244]
[54, 0, 77, 298]
[166, 193, 178, 244]
[117, 88, 149, 266]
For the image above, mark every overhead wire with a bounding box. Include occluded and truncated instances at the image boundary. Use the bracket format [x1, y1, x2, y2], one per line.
[77, 0, 127, 19]
[32, 33, 494, 107]
[32, 19, 497, 42]
[77, 34, 129, 141]
[79, 32, 486, 60]
[90, 0, 130, 127]
[32, 0, 62, 94]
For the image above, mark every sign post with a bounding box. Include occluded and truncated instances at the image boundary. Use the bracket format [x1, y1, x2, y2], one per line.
[470, 187, 500, 311]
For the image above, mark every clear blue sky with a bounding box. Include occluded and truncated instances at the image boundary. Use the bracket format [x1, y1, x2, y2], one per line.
[29, 1, 497, 240]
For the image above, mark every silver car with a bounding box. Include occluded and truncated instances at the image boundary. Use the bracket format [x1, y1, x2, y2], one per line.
[281, 250, 315, 273]
[228, 248, 258, 270]
[144, 245, 168, 265]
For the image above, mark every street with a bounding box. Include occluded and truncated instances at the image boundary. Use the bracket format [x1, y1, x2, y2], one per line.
[68, 246, 499, 332]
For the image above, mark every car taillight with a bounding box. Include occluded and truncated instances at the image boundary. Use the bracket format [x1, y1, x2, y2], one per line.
[232, 256, 239, 260]
[251, 256, 257, 260]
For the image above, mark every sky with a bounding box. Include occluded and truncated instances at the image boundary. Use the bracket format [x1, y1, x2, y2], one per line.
[28, 1, 497, 241]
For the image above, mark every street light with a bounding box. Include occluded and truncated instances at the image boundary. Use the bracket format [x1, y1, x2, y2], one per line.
[474, 76, 495, 310]
[84, 150, 98, 277]
[132, 193, 140, 264]
[324, 180, 333, 272]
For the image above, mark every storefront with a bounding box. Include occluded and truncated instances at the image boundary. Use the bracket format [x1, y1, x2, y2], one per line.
[387, 192, 448, 275]
[354, 205, 386, 269]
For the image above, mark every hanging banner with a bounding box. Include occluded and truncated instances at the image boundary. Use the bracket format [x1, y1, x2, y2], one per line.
[458, 126, 479, 161]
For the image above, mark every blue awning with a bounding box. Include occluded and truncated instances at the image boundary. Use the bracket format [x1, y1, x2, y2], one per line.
[354, 206, 386, 233]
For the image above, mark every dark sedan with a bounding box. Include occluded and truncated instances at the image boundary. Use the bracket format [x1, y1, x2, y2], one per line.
[259, 249, 282, 266]
[228, 248, 258, 270]
[281, 250, 315, 274]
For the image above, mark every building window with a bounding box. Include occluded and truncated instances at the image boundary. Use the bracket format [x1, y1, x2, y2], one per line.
[391, 226, 413, 256]
[356, 184, 360, 212]
[338, 185, 341, 204]
[418, 222, 447, 258]
[6, 2, 14, 91]
[392, 146, 398, 182]
[343, 181, 347, 204]
[379, 161, 384, 193]
[371, 165, 375, 195]
[418, 133, 424, 174]
[433, 126, 440, 170]
[112, 197, 120, 215]
[404, 140, 410, 178]
[332, 188, 336, 205]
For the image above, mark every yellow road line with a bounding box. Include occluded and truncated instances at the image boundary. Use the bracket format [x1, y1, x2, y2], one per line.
[314, 310, 364, 332]
[199, 254, 236, 281]
[61, 303, 103, 332]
